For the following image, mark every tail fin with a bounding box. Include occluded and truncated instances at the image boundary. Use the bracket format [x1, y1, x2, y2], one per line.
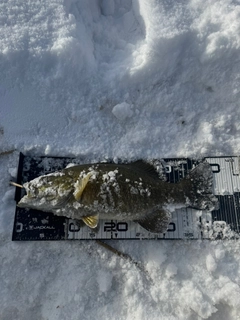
[184, 162, 218, 211]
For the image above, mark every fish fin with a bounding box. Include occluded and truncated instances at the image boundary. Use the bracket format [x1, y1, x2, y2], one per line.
[73, 172, 92, 201]
[82, 214, 99, 228]
[130, 160, 160, 180]
[135, 207, 171, 233]
[184, 162, 218, 211]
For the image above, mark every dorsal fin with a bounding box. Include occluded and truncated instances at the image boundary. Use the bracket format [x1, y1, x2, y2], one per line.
[73, 172, 92, 201]
[130, 160, 160, 180]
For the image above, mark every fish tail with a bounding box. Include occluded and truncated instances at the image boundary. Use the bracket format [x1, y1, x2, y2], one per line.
[183, 162, 218, 211]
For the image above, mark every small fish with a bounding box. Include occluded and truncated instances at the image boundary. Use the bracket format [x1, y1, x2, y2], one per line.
[15, 161, 218, 233]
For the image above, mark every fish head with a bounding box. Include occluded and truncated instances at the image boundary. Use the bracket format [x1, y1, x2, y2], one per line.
[17, 172, 73, 211]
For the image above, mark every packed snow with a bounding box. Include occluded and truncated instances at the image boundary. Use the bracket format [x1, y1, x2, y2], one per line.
[1, 0, 240, 319]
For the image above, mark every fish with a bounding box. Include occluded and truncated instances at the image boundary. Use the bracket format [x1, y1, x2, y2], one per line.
[15, 160, 218, 233]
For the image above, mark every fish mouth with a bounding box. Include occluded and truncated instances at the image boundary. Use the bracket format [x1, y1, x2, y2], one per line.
[17, 185, 73, 210]
[12, 181, 39, 208]
[17, 197, 27, 207]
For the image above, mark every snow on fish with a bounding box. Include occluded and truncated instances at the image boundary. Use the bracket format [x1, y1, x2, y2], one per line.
[14, 161, 218, 233]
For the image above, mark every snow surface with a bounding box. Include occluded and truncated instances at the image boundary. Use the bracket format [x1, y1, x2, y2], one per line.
[1, 0, 240, 319]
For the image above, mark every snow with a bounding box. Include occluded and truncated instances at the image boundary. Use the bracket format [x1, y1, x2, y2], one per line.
[206, 254, 217, 273]
[1, 0, 240, 319]
[112, 102, 133, 121]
